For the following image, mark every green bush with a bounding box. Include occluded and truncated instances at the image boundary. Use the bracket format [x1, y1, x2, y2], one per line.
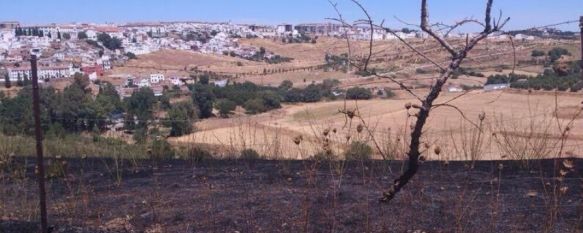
[346, 87, 372, 100]
[187, 147, 213, 162]
[548, 47, 570, 62]
[216, 99, 237, 117]
[240, 148, 261, 160]
[150, 139, 175, 161]
[531, 50, 545, 57]
[344, 141, 373, 160]
[244, 98, 266, 114]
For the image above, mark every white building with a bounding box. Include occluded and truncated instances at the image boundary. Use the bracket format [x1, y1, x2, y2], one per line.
[7, 64, 73, 81]
[149, 73, 165, 84]
[137, 78, 150, 88]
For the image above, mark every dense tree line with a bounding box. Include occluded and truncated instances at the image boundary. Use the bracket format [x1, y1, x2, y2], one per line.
[487, 60, 582, 92]
[0, 74, 117, 136]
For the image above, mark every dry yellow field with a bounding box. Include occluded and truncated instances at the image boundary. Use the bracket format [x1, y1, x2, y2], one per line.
[169, 90, 583, 160]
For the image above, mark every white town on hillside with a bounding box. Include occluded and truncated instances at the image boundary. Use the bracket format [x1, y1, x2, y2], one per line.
[0, 20, 542, 99]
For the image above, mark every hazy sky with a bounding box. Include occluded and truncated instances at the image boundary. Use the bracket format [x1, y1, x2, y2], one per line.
[1, 0, 582, 31]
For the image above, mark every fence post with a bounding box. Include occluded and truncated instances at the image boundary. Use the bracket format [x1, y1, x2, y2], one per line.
[579, 16, 583, 80]
[31, 54, 48, 233]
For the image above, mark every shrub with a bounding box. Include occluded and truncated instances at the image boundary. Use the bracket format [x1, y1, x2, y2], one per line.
[278, 80, 293, 90]
[548, 47, 570, 62]
[187, 147, 213, 162]
[571, 81, 583, 92]
[344, 141, 373, 160]
[346, 87, 372, 100]
[150, 139, 175, 161]
[240, 148, 261, 160]
[258, 91, 281, 110]
[284, 88, 304, 102]
[312, 151, 336, 161]
[531, 50, 545, 57]
[216, 99, 237, 117]
[383, 88, 396, 98]
[415, 68, 430, 74]
[302, 84, 322, 102]
[125, 52, 137, 60]
[244, 98, 267, 114]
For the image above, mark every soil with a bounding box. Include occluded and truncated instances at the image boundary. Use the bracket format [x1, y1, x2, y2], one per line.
[1, 158, 583, 232]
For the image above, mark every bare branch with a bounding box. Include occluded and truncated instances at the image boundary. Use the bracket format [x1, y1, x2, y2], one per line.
[432, 103, 480, 129]
[420, 0, 458, 57]
[350, 0, 374, 72]
[380, 0, 506, 203]
[374, 73, 424, 102]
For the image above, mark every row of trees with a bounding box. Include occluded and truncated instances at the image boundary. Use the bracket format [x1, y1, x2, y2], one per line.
[0, 74, 120, 136]
[487, 60, 582, 92]
[531, 47, 572, 63]
[0, 73, 200, 143]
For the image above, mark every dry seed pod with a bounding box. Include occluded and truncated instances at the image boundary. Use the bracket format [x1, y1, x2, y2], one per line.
[332, 128, 337, 133]
[405, 102, 412, 110]
[419, 156, 426, 161]
[347, 111, 355, 119]
[323, 128, 330, 136]
[434, 146, 441, 155]
[356, 124, 363, 133]
[478, 112, 486, 121]
[293, 135, 303, 145]
[345, 135, 351, 141]
[424, 143, 430, 149]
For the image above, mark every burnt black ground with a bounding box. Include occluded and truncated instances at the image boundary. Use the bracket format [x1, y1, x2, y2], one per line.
[1, 158, 583, 232]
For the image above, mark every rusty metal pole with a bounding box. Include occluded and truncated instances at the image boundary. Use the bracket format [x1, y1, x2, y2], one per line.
[31, 54, 48, 233]
[579, 16, 583, 80]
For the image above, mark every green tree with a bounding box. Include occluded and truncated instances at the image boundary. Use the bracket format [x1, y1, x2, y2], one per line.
[278, 80, 293, 90]
[97, 33, 123, 50]
[58, 75, 106, 132]
[303, 84, 322, 102]
[125, 52, 137, 59]
[96, 82, 123, 114]
[258, 90, 281, 110]
[3, 74, 10, 89]
[346, 87, 372, 100]
[62, 33, 71, 40]
[531, 49, 545, 57]
[216, 99, 237, 117]
[548, 47, 570, 63]
[243, 98, 266, 114]
[125, 87, 156, 127]
[165, 101, 197, 136]
[22, 74, 30, 86]
[198, 75, 210, 85]
[77, 31, 88, 40]
[191, 84, 215, 118]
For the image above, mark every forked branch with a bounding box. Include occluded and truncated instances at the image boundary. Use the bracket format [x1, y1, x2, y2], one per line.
[380, 0, 508, 203]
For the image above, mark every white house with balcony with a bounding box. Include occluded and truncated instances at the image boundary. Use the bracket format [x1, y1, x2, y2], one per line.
[149, 73, 165, 84]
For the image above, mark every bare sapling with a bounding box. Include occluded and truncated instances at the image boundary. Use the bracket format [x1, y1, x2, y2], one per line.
[330, 0, 510, 203]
